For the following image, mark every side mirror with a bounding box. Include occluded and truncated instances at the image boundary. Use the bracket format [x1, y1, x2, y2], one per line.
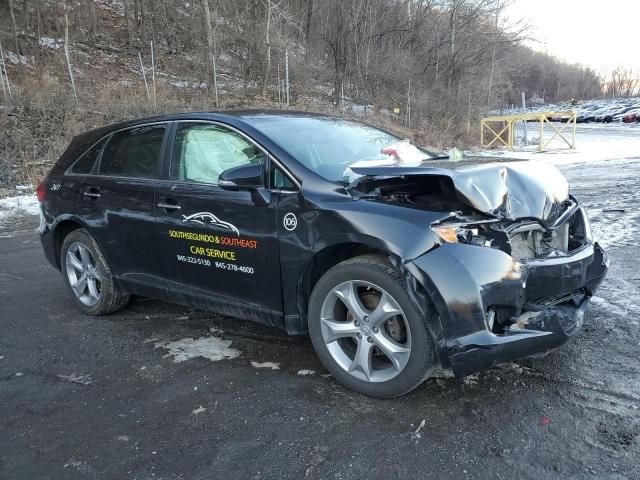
[218, 163, 264, 191]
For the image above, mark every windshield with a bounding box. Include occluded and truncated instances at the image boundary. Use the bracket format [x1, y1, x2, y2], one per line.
[246, 116, 435, 183]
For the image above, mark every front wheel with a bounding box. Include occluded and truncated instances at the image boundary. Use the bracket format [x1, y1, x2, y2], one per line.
[61, 228, 130, 315]
[308, 255, 436, 398]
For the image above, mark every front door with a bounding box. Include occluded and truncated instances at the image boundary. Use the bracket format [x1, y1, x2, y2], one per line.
[155, 121, 283, 317]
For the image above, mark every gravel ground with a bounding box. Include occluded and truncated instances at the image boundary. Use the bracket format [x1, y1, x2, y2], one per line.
[1, 125, 639, 479]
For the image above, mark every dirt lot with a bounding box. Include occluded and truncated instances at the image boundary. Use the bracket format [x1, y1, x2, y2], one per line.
[1, 125, 639, 479]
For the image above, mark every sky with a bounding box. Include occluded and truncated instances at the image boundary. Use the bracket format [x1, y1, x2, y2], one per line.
[505, 0, 640, 75]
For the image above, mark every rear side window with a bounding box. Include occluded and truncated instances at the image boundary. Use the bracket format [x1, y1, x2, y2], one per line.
[99, 125, 166, 178]
[69, 138, 107, 174]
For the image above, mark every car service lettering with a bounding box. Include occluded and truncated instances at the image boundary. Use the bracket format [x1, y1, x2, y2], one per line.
[189, 245, 236, 260]
[168, 228, 256, 274]
[168, 229, 258, 249]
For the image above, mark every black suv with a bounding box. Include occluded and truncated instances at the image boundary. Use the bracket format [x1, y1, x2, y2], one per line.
[38, 112, 608, 397]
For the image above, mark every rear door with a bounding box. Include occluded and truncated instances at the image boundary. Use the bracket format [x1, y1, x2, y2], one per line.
[78, 123, 169, 288]
[155, 121, 283, 315]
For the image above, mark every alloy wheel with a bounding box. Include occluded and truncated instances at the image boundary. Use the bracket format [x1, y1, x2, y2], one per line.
[319, 280, 411, 383]
[65, 242, 102, 306]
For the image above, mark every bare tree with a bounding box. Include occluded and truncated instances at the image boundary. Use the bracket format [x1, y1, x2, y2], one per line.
[0, 0, 604, 137]
[8, 0, 21, 54]
[124, 0, 134, 49]
[63, 1, 78, 103]
[202, 0, 220, 107]
[0, 37, 11, 101]
[261, 0, 274, 96]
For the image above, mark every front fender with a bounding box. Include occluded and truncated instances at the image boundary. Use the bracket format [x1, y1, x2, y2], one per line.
[404, 243, 526, 368]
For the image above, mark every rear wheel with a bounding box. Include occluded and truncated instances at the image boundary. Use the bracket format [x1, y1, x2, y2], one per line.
[61, 229, 130, 315]
[308, 255, 435, 397]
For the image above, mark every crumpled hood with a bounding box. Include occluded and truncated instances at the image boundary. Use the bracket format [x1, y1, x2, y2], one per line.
[349, 160, 570, 221]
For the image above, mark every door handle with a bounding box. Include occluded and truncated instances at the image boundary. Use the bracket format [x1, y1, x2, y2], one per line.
[157, 202, 181, 210]
[83, 187, 101, 199]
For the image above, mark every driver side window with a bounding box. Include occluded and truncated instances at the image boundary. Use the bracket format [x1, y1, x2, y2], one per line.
[171, 123, 265, 185]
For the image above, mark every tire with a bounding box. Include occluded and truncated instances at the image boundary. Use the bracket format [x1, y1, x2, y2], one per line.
[308, 255, 436, 398]
[60, 228, 130, 315]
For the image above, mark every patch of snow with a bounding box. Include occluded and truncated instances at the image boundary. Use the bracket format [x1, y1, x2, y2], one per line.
[6, 51, 28, 65]
[297, 369, 315, 376]
[480, 123, 640, 166]
[590, 276, 640, 318]
[192, 405, 207, 415]
[208, 326, 224, 336]
[169, 80, 209, 90]
[0, 194, 41, 224]
[586, 206, 640, 250]
[251, 361, 280, 370]
[410, 419, 426, 441]
[430, 368, 455, 379]
[57, 373, 95, 385]
[116, 435, 130, 442]
[15, 184, 33, 191]
[154, 336, 240, 363]
[39, 37, 64, 49]
[463, 374, 479, 386]
[63, 458, 92, 474]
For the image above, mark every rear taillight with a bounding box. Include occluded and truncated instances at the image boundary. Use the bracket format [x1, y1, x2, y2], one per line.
[36, 182, 46, 202]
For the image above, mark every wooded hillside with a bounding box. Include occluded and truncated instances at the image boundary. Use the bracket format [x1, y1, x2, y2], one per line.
[0, 0, 603, 188]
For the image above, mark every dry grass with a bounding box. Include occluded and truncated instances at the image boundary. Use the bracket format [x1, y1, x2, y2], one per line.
[0, 75, 474, 191]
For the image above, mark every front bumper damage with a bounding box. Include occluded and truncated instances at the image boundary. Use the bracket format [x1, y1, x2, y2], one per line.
[405, 223, 609, 377]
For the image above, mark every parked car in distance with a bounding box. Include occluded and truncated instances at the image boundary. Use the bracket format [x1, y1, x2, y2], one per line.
[611, 106, 638, 122]
[621, 110, 640, 123]
[37, 111, 609, 397]
[598, 105, 634, 123]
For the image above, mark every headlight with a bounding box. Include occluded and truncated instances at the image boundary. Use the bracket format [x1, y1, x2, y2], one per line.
[431, 226, 459, 243]
[431, 218, 501, 247]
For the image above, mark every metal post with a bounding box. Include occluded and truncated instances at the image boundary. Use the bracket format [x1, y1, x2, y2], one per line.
[0, 36, 7, 101]
[405, 79, 411, 129]
[509, 121, 513, 150]
[150, 41, 157, 108]
[285, 49, 290, 107]
[138, 52, 151, 101]
[539, 113, 544, 151]
[0, 48, 6, 101]
[212, 51, 219, 109]
[277, 62, 281, 106]
[467, 90, 472, 134]
[62, 5, 78, 104]
[521, 92, 527, 145]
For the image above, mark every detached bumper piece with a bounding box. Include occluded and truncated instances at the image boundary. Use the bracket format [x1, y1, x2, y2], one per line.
[408, 241, 609, 378]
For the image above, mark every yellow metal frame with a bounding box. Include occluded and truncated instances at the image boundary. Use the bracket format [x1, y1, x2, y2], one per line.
[481, 111, 576, 151]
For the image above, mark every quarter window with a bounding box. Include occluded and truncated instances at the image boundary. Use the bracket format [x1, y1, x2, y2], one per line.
[70, 138, 107, 174]
[271, 166, 296, 190]
[99, 125, 166, 178]
[172, 123, 265, 185]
